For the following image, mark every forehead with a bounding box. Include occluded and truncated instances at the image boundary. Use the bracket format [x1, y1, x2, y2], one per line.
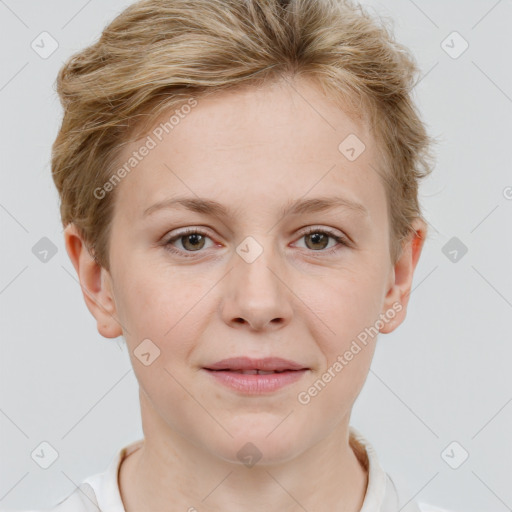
[112, 77, 386, 224]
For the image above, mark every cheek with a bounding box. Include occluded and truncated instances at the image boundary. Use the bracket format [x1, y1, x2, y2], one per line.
[115, 263, 194, 329]
[304, 348, 375, 432]
[299, 280, 378, 415]
[114, 268, 209, 367]
[307, 269, 384, 346]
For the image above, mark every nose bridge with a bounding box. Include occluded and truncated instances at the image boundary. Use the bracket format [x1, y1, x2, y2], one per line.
[236, 235, 280, 292]
[221, 234, 293, 330]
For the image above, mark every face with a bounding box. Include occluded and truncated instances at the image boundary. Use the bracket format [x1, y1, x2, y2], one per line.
[68, 76, 424, 465]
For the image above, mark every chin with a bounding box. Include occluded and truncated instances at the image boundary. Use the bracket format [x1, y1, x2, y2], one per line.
[205, 422, 305, 467]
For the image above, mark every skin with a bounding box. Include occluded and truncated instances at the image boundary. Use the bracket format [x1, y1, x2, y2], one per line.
[64, 75, 426, 512]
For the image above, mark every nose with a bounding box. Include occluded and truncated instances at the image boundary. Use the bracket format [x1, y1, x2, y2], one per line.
[220, 241, 294, 332]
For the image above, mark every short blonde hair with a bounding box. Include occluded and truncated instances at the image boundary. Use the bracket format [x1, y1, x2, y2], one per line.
[52, 0, 436, 271]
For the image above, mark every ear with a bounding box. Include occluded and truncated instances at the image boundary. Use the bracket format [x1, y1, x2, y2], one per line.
[63, 223, 123, 339]
[379, 218, 427, 334]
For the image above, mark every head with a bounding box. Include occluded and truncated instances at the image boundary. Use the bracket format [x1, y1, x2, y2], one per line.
[55, 0, 435, 464]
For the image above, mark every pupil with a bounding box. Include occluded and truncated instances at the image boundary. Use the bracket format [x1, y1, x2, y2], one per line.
[184, 234, 204, 250]
[307, 233, 328, 250]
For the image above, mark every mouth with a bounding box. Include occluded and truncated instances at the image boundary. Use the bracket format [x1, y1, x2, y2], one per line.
[203, 356, 309, 373]
[207, 369, 296, 375]
[202, 357, 309, 394]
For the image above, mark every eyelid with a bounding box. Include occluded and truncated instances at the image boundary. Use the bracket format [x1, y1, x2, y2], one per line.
[163, 225, 351, 257]
[163, 226, 216, 250]
[298, 225, 345, 239]
[293, 226, 352, 252]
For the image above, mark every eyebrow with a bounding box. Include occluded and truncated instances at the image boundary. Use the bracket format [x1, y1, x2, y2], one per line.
[143, 195, 369, 219]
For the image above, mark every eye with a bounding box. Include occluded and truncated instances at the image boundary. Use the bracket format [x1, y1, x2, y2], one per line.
[294, 227, 350, 255]
[164, 228, 215, 257]
[162, 226, 350, 258]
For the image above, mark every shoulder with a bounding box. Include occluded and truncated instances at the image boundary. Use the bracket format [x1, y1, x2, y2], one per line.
[8, 483, 100, 512]
[348, 427, 456, 512]
[50, 482, 100, 511]
[387, 474, 456, 512]
[387, 475, 456, 512]
[22, 482, 101, 512]
[18, 440, 140, 512]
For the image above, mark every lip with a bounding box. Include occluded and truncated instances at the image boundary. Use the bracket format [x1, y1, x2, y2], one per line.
[204, 356, 308, 372]
[202, 357, 309, 395]
[203, 368, 308, 394]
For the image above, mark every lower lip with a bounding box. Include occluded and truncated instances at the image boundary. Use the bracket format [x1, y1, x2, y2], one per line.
[203, 369, 308, 394]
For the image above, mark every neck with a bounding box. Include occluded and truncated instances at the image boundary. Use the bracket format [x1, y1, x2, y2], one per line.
[119, 396, 368, 512]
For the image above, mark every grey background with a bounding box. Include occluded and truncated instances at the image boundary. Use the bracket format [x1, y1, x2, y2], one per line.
[1, 1, 511, 511]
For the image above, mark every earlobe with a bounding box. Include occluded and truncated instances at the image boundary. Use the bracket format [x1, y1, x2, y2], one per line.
[379, 218, 427, 334]
[63, 224, 123, 339]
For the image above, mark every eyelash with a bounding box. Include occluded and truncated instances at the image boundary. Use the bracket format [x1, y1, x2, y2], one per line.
[163, 227, 350, 258]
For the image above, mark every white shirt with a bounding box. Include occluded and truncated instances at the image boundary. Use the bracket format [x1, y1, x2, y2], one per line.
[23, 426, 453, 512]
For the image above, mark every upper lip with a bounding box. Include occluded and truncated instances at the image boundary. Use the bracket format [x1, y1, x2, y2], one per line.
[204, 357, 308, 372]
